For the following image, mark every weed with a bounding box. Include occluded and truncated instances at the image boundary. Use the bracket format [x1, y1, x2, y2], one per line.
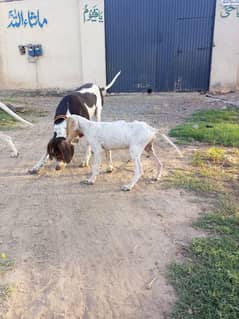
[206, 147, 225, 163]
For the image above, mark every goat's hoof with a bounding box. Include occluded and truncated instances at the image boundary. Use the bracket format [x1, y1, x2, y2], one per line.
[28, 168, 39, 175]
[151, 176, 161, 182]
[10, 152, 19, 158]
[81, 179, 94, 185]
[55, 163, 66, 171]
[79, 161, 88, 168]
[106, 166, 114, 173]
[121, 185, 132, 191]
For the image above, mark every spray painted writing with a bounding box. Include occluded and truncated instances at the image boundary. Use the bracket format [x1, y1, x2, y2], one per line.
[83, 4, 104, 23]
[221, 0, 239, 5]
[7, 9, 48, 28]
[221, 5, 239, 18]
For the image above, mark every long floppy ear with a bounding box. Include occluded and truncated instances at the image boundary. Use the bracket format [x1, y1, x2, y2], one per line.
[47, 134, 57, 160]
[57, 140, 74, 163]
[66, 117, 77, 142]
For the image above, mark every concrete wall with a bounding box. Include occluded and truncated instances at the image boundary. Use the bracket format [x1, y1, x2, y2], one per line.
[79, 0, 106, 86]
[210, 0, 239, 92]
[2, 0, 238, 93]
[0, 0, 106, 90]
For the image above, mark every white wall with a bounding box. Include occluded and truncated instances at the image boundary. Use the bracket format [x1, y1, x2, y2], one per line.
[0, 0, 106, 90]
[78, 0, 106, 87]
[210, 0, 239, 92]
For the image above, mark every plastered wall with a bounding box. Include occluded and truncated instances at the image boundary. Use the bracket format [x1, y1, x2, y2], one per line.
[0, 0, 106, 90]
[210, 0, 239, 92]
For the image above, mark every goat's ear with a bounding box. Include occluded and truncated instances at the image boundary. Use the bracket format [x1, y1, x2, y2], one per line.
[66, 117, 76, 140]
[47, 136, 56, 160]
[58, 140, 74, 163]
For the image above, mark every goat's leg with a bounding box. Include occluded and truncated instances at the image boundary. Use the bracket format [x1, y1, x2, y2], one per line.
[121, 148, 143, 191]
[145, 142, 162, 180]
[82, 149, 101, 185]
[80, 144, 91, 168]
[96, 107, 102, 122]
[0, 132, 18, 157]
[28, 152, 49, 174]
[105, 150, 114, 173]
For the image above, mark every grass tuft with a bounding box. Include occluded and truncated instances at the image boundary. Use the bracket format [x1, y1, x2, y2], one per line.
[164, 170, 223, 195]
[170, 108, 239, 146]
[0, 256, 14, 273]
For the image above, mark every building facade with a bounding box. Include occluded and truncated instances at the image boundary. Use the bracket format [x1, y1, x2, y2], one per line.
[210, 0, 239, 93]
[0, 0, 106, 89]
[0, 0, 238, 93]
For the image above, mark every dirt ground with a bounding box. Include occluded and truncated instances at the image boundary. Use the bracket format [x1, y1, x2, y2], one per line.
[0, 92, 233, 319]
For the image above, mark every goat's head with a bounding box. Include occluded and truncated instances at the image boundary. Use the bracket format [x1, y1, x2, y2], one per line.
[47, 133, 74, 165]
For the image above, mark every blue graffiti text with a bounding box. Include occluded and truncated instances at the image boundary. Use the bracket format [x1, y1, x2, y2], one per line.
[83, 4, 104, 23]
[7, 9, 48, 29]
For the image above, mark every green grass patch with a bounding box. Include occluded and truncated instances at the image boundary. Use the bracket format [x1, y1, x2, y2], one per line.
[164, 170, 223, 195]
[169, 200, 239, 319]
[190, 109, 239, 123]
[0, 254, 14, 306]
[170, 108, 239, 146]
[195, 198, 239, 240]
[0, 110, 17, 127]
[167, 128, 239, 318]
[169, 195, 239, 318]
[192, 147, 225, 166]
[164, 147, 238, 197]
[0, 108, 48, 128]
[0, 255, 14, 273]
[169, 235, 239, 319]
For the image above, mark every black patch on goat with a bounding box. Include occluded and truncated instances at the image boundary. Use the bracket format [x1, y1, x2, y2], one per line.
[54, 94, 91, 124]
[72, 92, 97, 109]
[75, 83, 93, 90]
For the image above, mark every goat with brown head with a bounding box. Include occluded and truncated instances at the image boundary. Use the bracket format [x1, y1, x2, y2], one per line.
[28, 71, 121, 174]
[47, 133, 74, 170]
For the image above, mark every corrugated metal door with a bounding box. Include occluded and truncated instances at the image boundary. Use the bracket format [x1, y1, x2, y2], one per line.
[105, 0, 216, 92]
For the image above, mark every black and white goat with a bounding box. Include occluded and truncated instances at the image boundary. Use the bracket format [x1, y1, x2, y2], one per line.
[29, 72, 121, 173]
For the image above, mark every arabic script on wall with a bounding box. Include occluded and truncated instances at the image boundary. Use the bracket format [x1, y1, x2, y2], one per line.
[221, 5, 239, 18]
[83, 4, 104, 23]
[221, 0, 239, 5]
[7, 9, 48, 29]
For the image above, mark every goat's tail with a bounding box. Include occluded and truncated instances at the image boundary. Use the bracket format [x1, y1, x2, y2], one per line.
[0, 102, 33, 127]
[104, 71, 121, 91]
[160, 133, 183, 158]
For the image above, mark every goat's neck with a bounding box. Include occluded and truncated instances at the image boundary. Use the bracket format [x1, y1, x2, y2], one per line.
[77, 116, 92, 134]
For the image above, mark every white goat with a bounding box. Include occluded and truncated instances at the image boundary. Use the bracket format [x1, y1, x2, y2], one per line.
[0, 102, 33, 157]
[66, 115, 183, 191]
